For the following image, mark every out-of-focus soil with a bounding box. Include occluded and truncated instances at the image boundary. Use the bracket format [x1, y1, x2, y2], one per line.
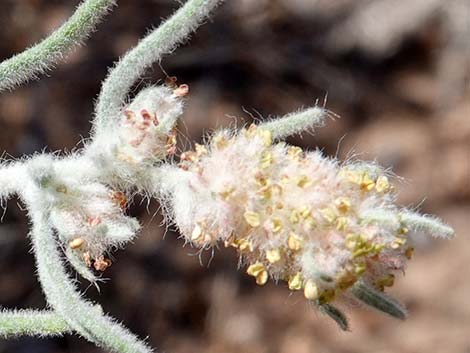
[0, 1, 469, 352]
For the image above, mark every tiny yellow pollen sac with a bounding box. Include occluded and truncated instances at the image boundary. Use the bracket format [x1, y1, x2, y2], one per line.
[360, 173, 375, 192]
[304, 216, 316, 231]
[288, 233, 303, 251]
[354, 262, 367, 275]
[212, 133, 229, 150]
[289, 210, 300, 224]
[256, 270, 269, 285]
[266, 248, 282, 263]
[304, 279, 319, 300]
[320, 207, 337, 224]
[296, 175, 312, 188]
[191, 224, 203, 241]
[336, 217, 348, 231]
[391, 237, 407, 249]
[270, 218, 283, 233]
[288, 272, 303, 291]
[299, 206, 311, 219]
[399, 226, 409, 235]
[335, 197, 351, 213]
[375, 175, 390, 193]
[258, 129, 273, 147]
[219, 186, 235, 200]
[260, 151, 273, 169]
[234, 238, 253, 252]
[244, 211, 261, 227]
[194, 143, 208, 157]
[287, 146, 303, 161]
[257, 185, 272, 200]
[247, 263, 269, 285]
[247, 262, 265, 277]
[69, 238, 85, 249]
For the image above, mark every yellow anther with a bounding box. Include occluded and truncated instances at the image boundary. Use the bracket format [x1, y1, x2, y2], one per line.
[247, 263, 268, 285]
[352, 247, 370, 258]
[372, 243, 385, 254]
[354, 262, 367, 275]
[289, 210, 300, 224]
[237, 238, 253, 252]
[280, 174, 290, 184]
[219, 186, 235, 200]
[244, 211, 261, 227]
[213, 134, 229, 149]
[288, 272, 303, 291]
[405, 246, 414, 259]
[296, 175, 312, 188]
[266, 248, 282, 263]
[270, 218, 283, 233]
[336, 217, 348, 231]
[360, 173, 375, 192]
[288, 233, 303, 251]
[304, 217, 316, 231]
[320, 207, 337, 223]
[399, 227, 409, 235]
[191, 224, 203, 241]
[69, 238, 85, 249]
[318, 288, 336, 304]
[194, 143, 208, 157]
[257, 185, 272, 200]
[375, 175, 390, 193]
[258, 129, 273, 147]
[256, 270, 269, 285]
[254, 173, 270, 187]
[335, 197, 351, 213]
[304, 279, 319, 300]
[391, 238, 407, 249]
[260, 152, 273, 169]
[275, 201, 284, 209]
[247, 262, 265, 277]
[299, 206, 311, 219]
[287, 146, 303, 161]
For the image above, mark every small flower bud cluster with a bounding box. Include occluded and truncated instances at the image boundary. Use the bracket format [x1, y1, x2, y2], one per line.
[169, 124, 417, 306]
[88, 83, 188, 187]
[49, 182, 140, 271]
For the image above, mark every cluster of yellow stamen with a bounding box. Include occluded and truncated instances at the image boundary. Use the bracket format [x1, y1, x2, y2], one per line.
[175, 124, 416, 305]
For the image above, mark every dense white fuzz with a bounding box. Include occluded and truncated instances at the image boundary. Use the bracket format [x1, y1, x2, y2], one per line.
[156, 122, 453, 318]
[28, 207, 152, 353]
[87, 85, 184, 189]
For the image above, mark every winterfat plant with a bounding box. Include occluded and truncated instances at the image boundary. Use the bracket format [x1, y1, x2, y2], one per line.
[0, 0, 454, 351]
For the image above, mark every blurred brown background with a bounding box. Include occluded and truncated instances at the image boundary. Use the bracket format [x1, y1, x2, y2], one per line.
[0, 0, 469, 352]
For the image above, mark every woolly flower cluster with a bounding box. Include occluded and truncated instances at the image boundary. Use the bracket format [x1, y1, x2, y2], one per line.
[164, 123, 452, 325]
[88, 82, 188, 187]
[26, 156, 139, 274]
